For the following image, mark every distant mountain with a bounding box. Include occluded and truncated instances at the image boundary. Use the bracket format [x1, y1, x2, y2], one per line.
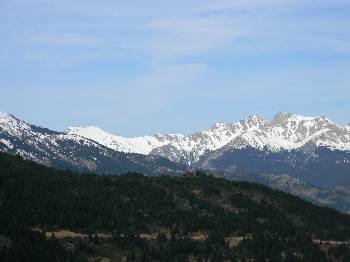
[2, 111, 350, 213]
[152, 113, 350, 166]
[67, 112, 350, 189]
[196, 143, 350, 189]
[68, 112, 350, 166]
[212, 171, 350, 213]
[66, 126, 184, 155]
[0, 112, 185, 175]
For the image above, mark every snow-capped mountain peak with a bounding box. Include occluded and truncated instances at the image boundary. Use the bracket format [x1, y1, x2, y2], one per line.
[273, 112, 314, 128]
[66, 126, 137, 153]
[271, 112, 338, 128]
[210, 122, 226, 129]
[0, 112, 186, 175]
[0, 112, 21, 127]
[0, 112, 11, 121]
[3, 111, 349, 166]
[0, 112, 33, 137]
[65, 112, 350, 165]
[244, 114, 266, 122]
[239, 114, 267, 130]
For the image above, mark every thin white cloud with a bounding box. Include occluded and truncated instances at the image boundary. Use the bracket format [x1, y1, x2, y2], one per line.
[201, 0, 285, 12]
[26, 33, 102, 46]
[147, 16, 240, 58]
[200, 0, 349, 12]
[6, 1, 350, 63]
[126, 63, 209, 93]
[142, 0, 350, 61]
[102, 63, 210, 113]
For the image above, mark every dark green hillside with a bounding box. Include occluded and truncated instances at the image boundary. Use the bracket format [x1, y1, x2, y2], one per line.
[1, 152, 350, 261]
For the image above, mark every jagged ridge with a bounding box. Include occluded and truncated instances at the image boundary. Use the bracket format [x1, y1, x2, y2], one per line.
[67, 112, 350, 165]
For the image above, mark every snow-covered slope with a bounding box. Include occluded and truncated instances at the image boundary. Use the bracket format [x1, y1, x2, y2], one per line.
[2, 111, 349, 167]
[0, 112, 186, 175]
[152, 112, 350, 164]
[67, 115, 272, 164]
[66, 126, 183, 154]
[66, 112, 350, 165]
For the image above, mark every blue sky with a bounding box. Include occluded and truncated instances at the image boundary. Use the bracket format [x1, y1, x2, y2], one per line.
[1, 0, 350, 136]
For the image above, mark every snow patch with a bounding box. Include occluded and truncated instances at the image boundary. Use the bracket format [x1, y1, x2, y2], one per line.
[0, 138, 13, 149]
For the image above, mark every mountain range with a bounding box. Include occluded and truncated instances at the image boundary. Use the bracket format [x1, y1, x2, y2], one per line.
[67, 112, 350, 188]
[68, 112, 350, 165]
[0, 112, 185, 176]
[1, 111, 350, 212]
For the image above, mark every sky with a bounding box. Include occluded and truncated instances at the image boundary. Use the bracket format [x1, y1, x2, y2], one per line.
[1, 0, 350, 136]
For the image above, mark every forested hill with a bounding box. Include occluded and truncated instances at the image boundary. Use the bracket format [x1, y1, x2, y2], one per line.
[1, 152, 350, 261]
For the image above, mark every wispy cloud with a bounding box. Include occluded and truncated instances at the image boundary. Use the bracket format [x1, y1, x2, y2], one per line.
[200, 0, 285, 12]
[128, 63, 209, 87]
[5, 1, 350, 64]
[147, 16, 240, 58]
[200, 0, 349, 12]
[26, 33, 102, 46]
[1, 1, 350, 134]
[123, 63, 209, 111]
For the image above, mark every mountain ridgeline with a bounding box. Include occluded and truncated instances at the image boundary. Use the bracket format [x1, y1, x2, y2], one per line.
[1, 152, 350, 261]
[1, 112, 350, 213]
[0, 112, 186, 176]
[67, 112, 350, 189]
